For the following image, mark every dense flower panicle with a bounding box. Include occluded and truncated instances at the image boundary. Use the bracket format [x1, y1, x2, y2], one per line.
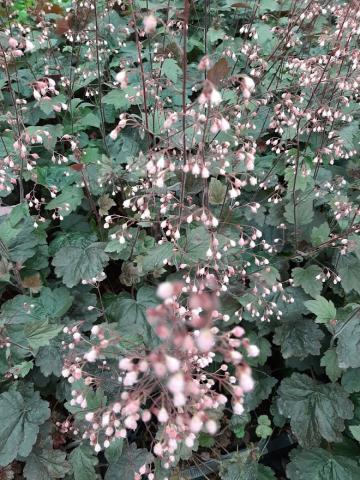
[62, 283, 258, 470]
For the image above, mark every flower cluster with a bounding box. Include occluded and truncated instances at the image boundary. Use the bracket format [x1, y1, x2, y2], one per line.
[62, 281, 258, 472]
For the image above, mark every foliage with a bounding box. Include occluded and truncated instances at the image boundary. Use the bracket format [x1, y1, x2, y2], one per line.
[0, 0, 359, 478]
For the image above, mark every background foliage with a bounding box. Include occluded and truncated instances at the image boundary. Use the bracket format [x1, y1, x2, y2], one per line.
[0, 0, 359, 478]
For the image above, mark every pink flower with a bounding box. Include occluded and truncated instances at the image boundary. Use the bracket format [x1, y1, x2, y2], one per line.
[143, 14, 157, 34]
[8, 37, 18, 49]
[167, 373, 184, 394]
[157, 281, 175, 299]
[190, 415, 203, 433]
[247, 345, 260, 357]
[157, 407, 169, 423]
[195, 329, 215, 352]
[84, 349, 97, 362]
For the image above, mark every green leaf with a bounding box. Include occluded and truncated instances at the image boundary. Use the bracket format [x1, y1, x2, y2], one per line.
[74, 112, 100, 130]
[0, 209, 38, 263]
[244, 374, 277, 411]
[27, 124, 63, 151]
[52, 243, 109, 288]
[0, 390, 50, 466]
[220, 450, 263, 480]
[46, 186, 84, 217]
[258, 465, 276, 480]
[98, 194, 116, 216]
[339, 121, 359, 150]
[321, 349, 343, 382]
[69, 445, 98, 480]
[292, 265, 323, 298]
[245, 334, 271, 366]
[162, 59, 182, 83]
[198, 432, 215, 448]
[104, 438, 124, 464]
[141, 242, 174, 273]
[35, 346, 62, 377]
[180, 226, 214, 264]
[342, 369, 360, 393]
[0, 287, 73, 326]
[277, 373, 353, 447]
[105, 286, 158, 347]
[336, 311, 360, 368]
[284, 196, 314, 225]
[104, 443, 153, 480]
[24, 320, 62, 352]
[9, 360, 33, 378]
[102, 90, 130, 111]
[304, 296, 336, 323]
[350, 426, 360, 442]
[286, 446, 360, 480]
[24, 447, 69, 480]
[311, 223, 330, 246]
[256, 415, 272, 438]
[285, 166, 309, 192]
[337, 255, 360, 294]
[207, 27, 226, 43]
[230, 414, 250, 439]
[208, 178, 227, 204]
[274, 316, 324, 359]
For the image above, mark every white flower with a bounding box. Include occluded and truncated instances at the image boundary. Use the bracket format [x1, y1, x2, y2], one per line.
[242, 74, 255, 92]
[33, 89, 41, 101]
[109, 128, 118, 140]
[206, 420, 218, 435]
[233, 402, 244, 415]
[210, 88, 222, 106]
[115, 70, 126, 84]
[220, 117, 230, 131]
[25, 39, 35, 52]
[85, 412, 94, 422]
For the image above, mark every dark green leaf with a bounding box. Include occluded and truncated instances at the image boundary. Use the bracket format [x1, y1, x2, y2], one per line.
[0, 390, 50, 466]
[24, 448, 69, 480]
[69, 445, 98, 480]
[24, 320, 62, 352]
[336, 311, 360, 369]
[342, 369, 360, 393]
[104, 443, 153, 480]
[273, 316, 324, 358]
[321, 349, 343, 383]
[277, 373, 353, 447]
[337, 255, 360, 294]
[286, 446, 360, 480]
[244, 375, 277, 411]
[35, 346, 62, 377]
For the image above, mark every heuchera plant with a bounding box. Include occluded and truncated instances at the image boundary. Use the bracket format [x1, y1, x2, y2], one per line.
[0, 0, 359, 479]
